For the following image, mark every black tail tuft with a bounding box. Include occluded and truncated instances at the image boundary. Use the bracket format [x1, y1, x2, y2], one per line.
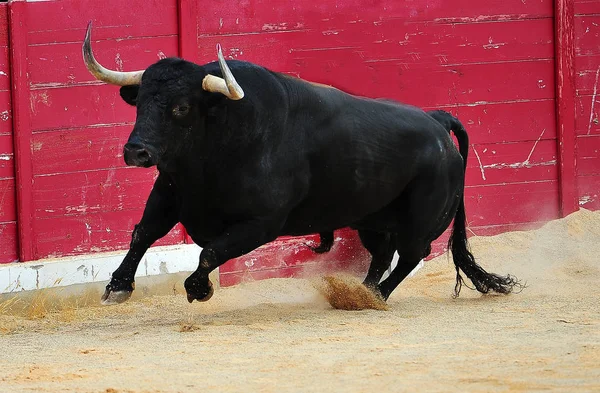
[448, 199, 523, 297]
[440, 112, 523, 297]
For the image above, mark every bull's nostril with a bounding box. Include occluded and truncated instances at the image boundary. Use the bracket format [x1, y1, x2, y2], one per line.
[123, 143, 153, 167]
[136, 150, 150, 161]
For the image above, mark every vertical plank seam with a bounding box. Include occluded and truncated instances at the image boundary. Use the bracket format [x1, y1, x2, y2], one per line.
[177, 0, 196, 244]
[554, 0, 579, 217]
[8, 0, 35, 261]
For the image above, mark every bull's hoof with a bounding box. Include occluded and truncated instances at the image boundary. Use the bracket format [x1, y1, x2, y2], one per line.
[101, 288, 133, 305]
[186, 280, 214, 303]
[100, 281, 135, 305]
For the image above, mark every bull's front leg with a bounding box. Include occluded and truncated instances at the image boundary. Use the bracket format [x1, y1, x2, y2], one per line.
[102, 175, 179, 305]
[184, 219, 283, 302]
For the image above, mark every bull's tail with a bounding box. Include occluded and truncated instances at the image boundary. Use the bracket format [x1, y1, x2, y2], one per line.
[431, 110, 522, 297]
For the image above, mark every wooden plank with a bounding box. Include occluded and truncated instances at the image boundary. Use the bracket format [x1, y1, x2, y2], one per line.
[574, 15, 600, 56]
[31, 125, 131, 175]
[25, 0, 178, 45]
[0, 3, 16, 264]
[577, 174, 600, 209]
[464, 181, 560, 227]
[177, 0, 198, 60]
[29, 85, 134, 132]
[177, 0, 197, 244]
[33, 168, 156, 219]
[0, 178, 16, 223]
[196, 0, 552, 37]
[468, 221, 549, 237]
[197, 18, 553, 66]
[9, 0, 35, 262]
[576, 94, 600, 136]
[575, 54, 600, 96]
[34, 211, 184, 259]
[574, 16, 600, 97]
[466, 139, 557, 187]
[206, 33, 555, 106]
[575, 0, 600, 15]
[0, 222, 18, 264]
[441, 100, 556, 145]
[219, 228, 370, 282]
[0, 134, 14, 179]
[555, 0, 579, 217]
[28, 36, 178, 88]
[576, 135, 600, 176]
[576, 54, 600, 71]
[341, 60, 554, 108]
[195, 29, 555, 107]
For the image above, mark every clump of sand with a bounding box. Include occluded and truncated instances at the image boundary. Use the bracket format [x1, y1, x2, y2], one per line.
[314, 274, 389, 311]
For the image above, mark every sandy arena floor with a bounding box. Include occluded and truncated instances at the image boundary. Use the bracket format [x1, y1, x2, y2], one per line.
[0, 209, 599, 393]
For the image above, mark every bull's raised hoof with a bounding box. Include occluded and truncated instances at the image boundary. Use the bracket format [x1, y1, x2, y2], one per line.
[101, 280, 135, 305]
[184, 279, 214, 303]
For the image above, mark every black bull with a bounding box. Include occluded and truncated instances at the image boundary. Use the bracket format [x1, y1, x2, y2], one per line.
[82, 23, 520, 305]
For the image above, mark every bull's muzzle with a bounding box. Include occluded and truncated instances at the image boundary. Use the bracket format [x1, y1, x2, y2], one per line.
[123, 143, 154, 168]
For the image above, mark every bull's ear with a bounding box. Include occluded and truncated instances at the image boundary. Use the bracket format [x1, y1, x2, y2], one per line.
[119, 85, 140, 106]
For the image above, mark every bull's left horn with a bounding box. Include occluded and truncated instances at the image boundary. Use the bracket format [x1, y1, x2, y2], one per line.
[202, 44, 244, 100]
[82, 21, 144, 86]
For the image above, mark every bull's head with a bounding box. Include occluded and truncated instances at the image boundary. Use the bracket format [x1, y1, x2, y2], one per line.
[82, 22, 244, 168]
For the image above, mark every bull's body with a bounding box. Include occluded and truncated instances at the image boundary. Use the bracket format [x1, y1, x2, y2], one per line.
[174, 62, 460, 241]
[82, 23, 518, 305]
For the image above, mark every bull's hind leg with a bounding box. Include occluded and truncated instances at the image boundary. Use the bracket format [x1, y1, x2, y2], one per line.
[377, 241, 429, 301]
[376, 174, 461, 301]
[377, 207, 458, 301]
[359, 230, 396, 289]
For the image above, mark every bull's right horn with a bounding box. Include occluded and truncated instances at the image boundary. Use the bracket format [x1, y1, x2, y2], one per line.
[82, 21, 144, 86]
[202, 44, 245, 100]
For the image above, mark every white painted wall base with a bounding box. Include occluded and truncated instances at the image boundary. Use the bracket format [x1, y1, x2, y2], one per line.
[0, 244, 203, 294]
[0, 245, 424, 295]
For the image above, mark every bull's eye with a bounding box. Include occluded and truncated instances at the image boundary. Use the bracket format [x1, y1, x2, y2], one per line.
[172, 104, 190, 118]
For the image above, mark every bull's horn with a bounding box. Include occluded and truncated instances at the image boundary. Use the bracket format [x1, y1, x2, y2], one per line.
[82, 21, 144, 86]
[202, 44, 244, 100]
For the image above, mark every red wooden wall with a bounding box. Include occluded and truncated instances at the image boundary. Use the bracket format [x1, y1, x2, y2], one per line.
[575, 0, 600, 209]
[0, 0, 597, 287]
[8, 0, 185, 261]
[0, 3, 18, 263]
